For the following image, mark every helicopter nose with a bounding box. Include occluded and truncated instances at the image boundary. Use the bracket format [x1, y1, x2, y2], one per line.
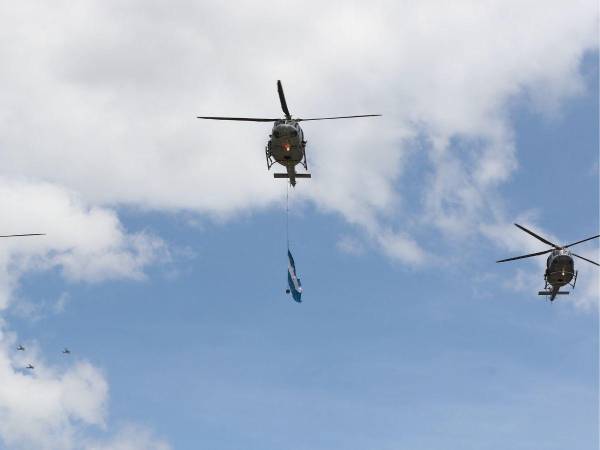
[274, 125, 297, 137]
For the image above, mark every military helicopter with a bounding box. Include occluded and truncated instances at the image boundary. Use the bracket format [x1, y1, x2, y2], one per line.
[497, 223, 599, 301]
[16, 345, 25, 351]
[25, 364, 34, 370]
[197, 80, 381, 186]
[62, 348, 71, 355]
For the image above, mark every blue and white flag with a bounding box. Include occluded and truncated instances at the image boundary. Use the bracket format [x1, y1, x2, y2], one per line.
[287, 250, 303, 303]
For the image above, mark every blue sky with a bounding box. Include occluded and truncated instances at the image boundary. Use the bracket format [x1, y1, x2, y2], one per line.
[7, 52, 598, 450]
[0, 2, 598, 450]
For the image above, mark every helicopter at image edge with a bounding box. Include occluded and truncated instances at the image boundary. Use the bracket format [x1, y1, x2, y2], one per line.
[497, 223, 599, 301]
[197, 80, 381, 186]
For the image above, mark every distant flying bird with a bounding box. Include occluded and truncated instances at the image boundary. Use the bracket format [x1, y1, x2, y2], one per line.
[62, 348, 70, 354]
[16, 345, 25, 351]
[25, 364, 34, 370]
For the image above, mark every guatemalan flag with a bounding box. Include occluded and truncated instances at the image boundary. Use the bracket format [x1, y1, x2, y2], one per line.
[287, 250, 303, 303]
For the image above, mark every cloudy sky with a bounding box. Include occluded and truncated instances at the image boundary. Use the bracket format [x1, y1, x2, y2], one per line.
[0, 1, 598, 449]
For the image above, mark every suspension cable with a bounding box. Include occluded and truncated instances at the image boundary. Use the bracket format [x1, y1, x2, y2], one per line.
[286, 182, 290, 250]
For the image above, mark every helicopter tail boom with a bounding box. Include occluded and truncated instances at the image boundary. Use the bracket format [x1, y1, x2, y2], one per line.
[273, 173, 312, 178]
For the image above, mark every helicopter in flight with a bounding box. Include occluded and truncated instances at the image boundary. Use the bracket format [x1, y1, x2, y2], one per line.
[197, 80, 381, 186]
[497, 223, 599, 301]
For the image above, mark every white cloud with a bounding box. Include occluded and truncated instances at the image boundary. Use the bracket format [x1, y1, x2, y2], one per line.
[0, 1, 594, 223]
[0, 177, 167, 310]
[0, 323, 172, 450]
[376, 228, 428, 266]
[0, 0, 594, 297]
[0, 325, 107, 450]
[0, 1, 595, 447]
[337, 235, 365, 256]
[84, 425, 172, 450]
[9, 292, 70, 322]
[53, 292, 70, 314]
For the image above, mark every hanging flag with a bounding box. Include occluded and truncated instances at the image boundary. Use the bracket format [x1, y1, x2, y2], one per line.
[286, 250, 303, 303]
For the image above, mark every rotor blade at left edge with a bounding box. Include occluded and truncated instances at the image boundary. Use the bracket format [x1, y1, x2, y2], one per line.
[196, 116, 279, 122]
[297, 114, 382, 121]
[496, 249, 552, 263]
[0, 233, 45, 238]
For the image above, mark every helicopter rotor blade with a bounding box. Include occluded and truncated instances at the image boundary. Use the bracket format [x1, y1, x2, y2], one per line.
[196, 116, 278, 122]
[297, 114, 382, 122]
[277, 80, 291, 120]
[571, 253, 600, 267]
[496, 249, 552, 263]
[514, 223, 560, 249]
[563, 234, 600, 249]
[0, 233, 45, 238]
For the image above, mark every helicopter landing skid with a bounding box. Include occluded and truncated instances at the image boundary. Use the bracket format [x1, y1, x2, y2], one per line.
[538, 290, 569, 296]
[538, 276, 573, 301]
[570, 270, 578, 289]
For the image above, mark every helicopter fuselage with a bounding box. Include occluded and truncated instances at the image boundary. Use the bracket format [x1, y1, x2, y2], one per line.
[545, 249, 575, 288]
[268, 120, 305, 166]
[265, 120, 309, 186]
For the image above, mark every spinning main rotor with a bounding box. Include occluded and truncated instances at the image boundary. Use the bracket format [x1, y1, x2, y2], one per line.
[496, 223, 599, 266]
[197, 80, 381, 123]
